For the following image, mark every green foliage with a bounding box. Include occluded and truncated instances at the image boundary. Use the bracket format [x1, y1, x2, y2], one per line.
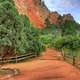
[22, 15, 44, 55]
[41, 24, 57, 34]
[38, 19, 80, 59]
[60, 20, 80, 36]
[53, 35, 80, 49]
[38, 24, 57, 49]
[0, 1, 19, 47]
[0, 0, 44, 56]
[0, 1, 21, 54]
[39, 34, 54, 48]
[0, 0, 80, 61]
[0, 0, 14, 4]
[53, 34, 80, 59]
[53, 35, 64, 50]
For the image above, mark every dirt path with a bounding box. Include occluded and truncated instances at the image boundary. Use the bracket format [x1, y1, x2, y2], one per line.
[0, 49, 80, 80]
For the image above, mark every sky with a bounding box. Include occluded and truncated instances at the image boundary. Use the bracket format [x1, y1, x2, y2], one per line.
[43, 0, 80, 23]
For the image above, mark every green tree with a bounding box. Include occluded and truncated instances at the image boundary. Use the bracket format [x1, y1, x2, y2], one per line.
[0, 1, 28, 55]
[19, 15, 44, 55]
[53, 35, 80, 65]
[60, 20, 80, 36]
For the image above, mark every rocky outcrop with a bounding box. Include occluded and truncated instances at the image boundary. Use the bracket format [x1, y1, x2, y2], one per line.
[14, 0, 49, 28]
[48, 12, 61, 25]
[48, 12, 74, 25]
[14, 0, 74, 28]
[62, 14, 74, 23]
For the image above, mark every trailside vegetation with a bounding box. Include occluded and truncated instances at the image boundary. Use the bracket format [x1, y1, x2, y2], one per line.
[0, 0, 80, 65]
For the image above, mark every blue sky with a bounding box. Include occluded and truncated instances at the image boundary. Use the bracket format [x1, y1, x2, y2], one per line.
[43, 0, 80, 23]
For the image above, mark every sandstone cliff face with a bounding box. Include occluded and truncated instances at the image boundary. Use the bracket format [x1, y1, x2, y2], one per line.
[48, 12, 74, 25]
[14, 0, 74, 28]
[14, 0, 49, 28]
[49, 12, 61, 25]
[62, 14, 74, 23]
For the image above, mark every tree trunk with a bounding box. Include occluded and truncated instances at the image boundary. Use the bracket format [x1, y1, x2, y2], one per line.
[73, 56, 76, 66]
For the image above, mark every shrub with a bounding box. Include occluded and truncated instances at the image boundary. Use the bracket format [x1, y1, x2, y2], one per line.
[0, 1, 44, 56]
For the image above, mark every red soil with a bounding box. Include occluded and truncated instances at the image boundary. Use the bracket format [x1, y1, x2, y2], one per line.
[40, 48, 63, 60]
[1, 49, 80, 80]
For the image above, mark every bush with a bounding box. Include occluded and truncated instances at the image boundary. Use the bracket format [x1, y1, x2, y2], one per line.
[53, 34, 80, 64]
[60, 20, 80, 36]
[0, 1, 44, 56]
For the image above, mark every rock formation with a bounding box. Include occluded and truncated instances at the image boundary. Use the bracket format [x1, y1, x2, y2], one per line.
[48, 12, 61, 25]
[62, 14, 74, 23]
[48, 12, 74, 25]
[14, 0, 74, 28]
[14, 0, 49, 28]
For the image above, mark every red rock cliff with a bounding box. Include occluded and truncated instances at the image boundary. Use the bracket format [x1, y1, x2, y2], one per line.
[14, 0, 49, 28]
[14, 0, 74, 28]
